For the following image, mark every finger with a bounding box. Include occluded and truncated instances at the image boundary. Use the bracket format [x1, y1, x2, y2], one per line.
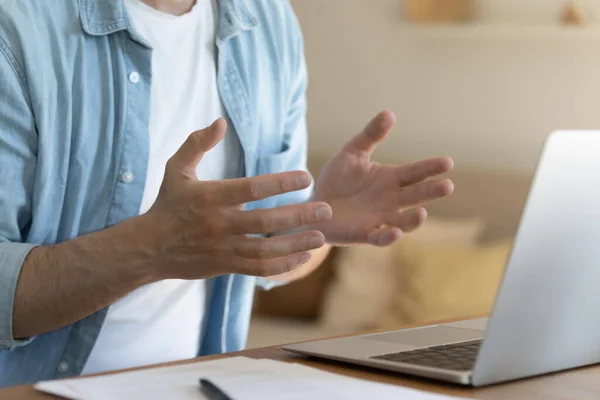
[347, 208, 428, 247]
[398, 178, 454, 207]
[236, 252, 313, 277]
[397, 157, 454, 186]
[166, 118, 227, 176]
[367, 208, 427, 246]
[366, 227, 403, 247]
[205, 171, 313, 206]
[230, 202, 333, 234]
[232, 231, 326, 259]
[384, 207, 428, 233]
[343, 110, 396, 155]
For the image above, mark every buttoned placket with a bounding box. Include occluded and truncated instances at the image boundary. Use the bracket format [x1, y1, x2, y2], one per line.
[53, 33, 153, 379]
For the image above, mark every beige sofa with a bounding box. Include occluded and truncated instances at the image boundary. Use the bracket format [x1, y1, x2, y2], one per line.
[248, 157, 533, 349]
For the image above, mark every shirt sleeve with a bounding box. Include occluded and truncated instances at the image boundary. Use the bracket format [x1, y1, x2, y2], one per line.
[0, 38, 39, 350]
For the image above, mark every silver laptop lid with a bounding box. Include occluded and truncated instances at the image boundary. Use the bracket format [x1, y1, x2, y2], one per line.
[473, 131, 600, 386]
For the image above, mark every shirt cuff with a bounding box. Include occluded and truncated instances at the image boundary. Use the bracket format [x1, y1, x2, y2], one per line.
[0, 242, 37, 350]
[255, 277, 289, 291]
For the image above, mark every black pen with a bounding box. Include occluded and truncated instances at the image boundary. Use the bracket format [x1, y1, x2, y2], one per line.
[199, 378, 235, 400]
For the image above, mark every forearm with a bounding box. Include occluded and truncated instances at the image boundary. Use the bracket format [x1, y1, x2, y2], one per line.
[13, 215, 159, 339]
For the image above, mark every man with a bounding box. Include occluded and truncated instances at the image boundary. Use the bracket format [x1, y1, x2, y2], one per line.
[0, 0, 454, 387]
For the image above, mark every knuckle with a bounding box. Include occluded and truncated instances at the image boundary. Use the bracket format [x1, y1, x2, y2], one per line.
[205, 243, 221, 258]
[202, 220, 218, 236]
[190, 130, 204, 146]
[291, 209, 305, 227]
[427, 182, 438, 197]
[298, 237, 311, 253]
[181, 229, 198, 248]
[220, 212, 234, 233]
[216, 218, 230, 234]
[292, 238, 304, 253]
[255, 239, 271, 259]
[203, 218, 226, 237]
[277, 177, 287, 194]
[256, 215, 273, 232]
[181, 201, 198, 219]
[196, 184, 220, 206]
[246, 181, 262, 201]
[195, 191, 211, 206]
[300, 209, 312, 225]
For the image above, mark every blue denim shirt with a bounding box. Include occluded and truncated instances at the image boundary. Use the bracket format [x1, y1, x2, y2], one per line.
[0, 0, 310, 386]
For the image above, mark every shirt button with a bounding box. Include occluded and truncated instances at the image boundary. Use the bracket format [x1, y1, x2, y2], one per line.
[120, 171, 134, 184]
[57, 362, 69, 373]
[129, 71, 140, 84]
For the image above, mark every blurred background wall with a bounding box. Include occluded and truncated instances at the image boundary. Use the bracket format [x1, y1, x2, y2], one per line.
[293, 0, 600, 173]
[247, 0, 600, 348]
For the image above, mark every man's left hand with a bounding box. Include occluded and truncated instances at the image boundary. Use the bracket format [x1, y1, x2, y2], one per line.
[310, 110, 454, 247]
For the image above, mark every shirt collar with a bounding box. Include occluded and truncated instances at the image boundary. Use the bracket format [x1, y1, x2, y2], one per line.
[216, 0, 258, 43]
[78, 0, 258, 39]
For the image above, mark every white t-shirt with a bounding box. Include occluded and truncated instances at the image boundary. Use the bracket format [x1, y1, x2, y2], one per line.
[82, 0, 242, 375]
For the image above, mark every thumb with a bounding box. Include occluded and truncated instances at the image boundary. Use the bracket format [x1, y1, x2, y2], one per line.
[167, 118, 227, 176]
[343, 110, 396, 155]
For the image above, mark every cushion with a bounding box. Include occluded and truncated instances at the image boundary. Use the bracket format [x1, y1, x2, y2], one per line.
[320, 218, 485, 331]
[381, 239, 512, 328]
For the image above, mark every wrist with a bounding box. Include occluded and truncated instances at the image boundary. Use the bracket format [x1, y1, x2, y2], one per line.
[119, 214, 168, 282]
[58, 215, 165, 285]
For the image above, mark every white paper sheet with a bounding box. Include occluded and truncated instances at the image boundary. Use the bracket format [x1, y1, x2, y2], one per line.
[35, 357, 466, 400]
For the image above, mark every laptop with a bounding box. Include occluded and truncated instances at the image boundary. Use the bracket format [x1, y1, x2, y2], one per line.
[284, 130, 600, 387]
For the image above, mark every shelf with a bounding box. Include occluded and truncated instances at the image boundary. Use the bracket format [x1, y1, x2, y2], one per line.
[396, 23, 600, 40]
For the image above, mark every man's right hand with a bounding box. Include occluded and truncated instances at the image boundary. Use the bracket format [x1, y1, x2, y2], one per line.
[13, 117, 332, 339]
[139, 118, 332, 280]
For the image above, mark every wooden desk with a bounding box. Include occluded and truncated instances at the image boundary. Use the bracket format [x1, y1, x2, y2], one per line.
[3, 322, 600, 399]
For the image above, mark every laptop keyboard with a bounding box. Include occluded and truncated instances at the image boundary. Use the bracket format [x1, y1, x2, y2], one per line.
[371, 340, 482, 371]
